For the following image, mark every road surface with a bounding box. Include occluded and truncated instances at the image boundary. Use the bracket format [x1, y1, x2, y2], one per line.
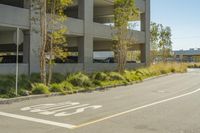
[0, 69, 200, 133]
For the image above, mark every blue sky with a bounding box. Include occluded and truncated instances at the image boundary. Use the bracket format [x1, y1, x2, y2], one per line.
[151, 0, 200, 50]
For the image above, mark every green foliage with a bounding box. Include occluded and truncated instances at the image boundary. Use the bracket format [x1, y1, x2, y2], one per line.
[123, 70, 142, 82]
[50, 83, 64, 92]
[67, 72, 93, 87]
[18, 89, 29, 96]
[31, 83, 50, 94]
[188, 63, 200, 68]
[109, 72, 126, 81]
[96, 80, 126, 87]
[150, 22, 173, 62]
[113, 0, 139, 73]
[0, 75, 15, 94]
[0, 63, 187, 98]
[61, 81, 75, 92]
[30, 73, 41, 83]
[18, 75, 32, 90]
[91, 72, 109, 81]
[40, 0, 73, 85]
[51, 73, 66, 83]
[114, 0, 138, 27]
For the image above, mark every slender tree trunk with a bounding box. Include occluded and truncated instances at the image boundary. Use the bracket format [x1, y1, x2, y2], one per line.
[40, 0, 47, 85]
[47, 0, 55, 86]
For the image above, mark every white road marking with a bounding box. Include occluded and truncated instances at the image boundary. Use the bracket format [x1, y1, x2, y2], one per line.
[21, 102, 102, 116]
[21, 104, 55, 111]
[75, 88, 200, 129]
[0, 112, 76, 129]
[21, 102, 77, 111]
[1, 88, 200, 130]
[55, 105, 103, 117]
[40, 104, 89, 115]
[31, 102, 80, 113]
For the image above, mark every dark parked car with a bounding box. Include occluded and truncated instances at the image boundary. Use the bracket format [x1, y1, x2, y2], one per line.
[0, 55, 23, 63]
[104, 57, 115, 63]
[55, 56, 78, 63]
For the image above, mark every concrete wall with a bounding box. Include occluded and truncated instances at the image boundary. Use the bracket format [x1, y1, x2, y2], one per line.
[0, 64, 28, 74]
[0, 4, 29, 29]
[53, 64, 83, 73]
[0, 31, 15, 44]
[65, 17, 84, 36]
[87, 63, 145, 72]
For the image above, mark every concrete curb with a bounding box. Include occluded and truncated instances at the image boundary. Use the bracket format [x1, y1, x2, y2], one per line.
[0, 73, 172, 104]
[143, 73, 172, 82]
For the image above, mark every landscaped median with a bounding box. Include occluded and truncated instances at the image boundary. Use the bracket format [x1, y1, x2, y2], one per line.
[187, 63, 200, 68]
[0, 63, 187, 100]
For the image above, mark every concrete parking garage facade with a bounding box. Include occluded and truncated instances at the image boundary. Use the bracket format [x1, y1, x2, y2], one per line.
[0, 0, 150, 74]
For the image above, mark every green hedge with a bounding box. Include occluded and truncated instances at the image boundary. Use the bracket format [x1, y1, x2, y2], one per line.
[0, 63, 187, 98]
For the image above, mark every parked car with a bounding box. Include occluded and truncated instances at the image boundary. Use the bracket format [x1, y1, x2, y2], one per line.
[104, 57, 115, 63]
[55, 56, 78, 63]
[0, 55, 23, 63]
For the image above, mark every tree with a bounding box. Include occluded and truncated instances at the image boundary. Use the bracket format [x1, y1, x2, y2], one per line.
[159, 25, 172, 62]
[39, 0, 72, 85]
[46, 0, 72, 85]
[150, 22, 159, 62]
[40, 0, 47, 85]
[150, 22, 172, 63]
[113, 0, 139, 73]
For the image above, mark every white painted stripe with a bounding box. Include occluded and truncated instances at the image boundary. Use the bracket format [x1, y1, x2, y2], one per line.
[1, 88, 200, 130]
[75, 88, 200, 129]
[40, 102, 80, 111]
[22, 102, 73, 111]
[39, 104, 89, 115]
[30, 102, 80, 113]
[0, 112, 76, 129]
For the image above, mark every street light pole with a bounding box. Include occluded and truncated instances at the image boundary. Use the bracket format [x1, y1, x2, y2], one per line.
[15, 28, 19, 96]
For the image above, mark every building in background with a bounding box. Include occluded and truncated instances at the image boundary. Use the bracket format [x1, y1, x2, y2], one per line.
[0, 0, 150, 74]
[174, 48, 200, 62]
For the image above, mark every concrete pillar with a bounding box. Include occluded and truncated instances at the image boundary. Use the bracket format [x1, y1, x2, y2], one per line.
[29, 0, 41, 73]
[78, 0, 94, 71]
[140, 0, 150, 65]
[140, 44, 146, 63]
[23, 0, 30, 9]
[23, 31, 30, 63]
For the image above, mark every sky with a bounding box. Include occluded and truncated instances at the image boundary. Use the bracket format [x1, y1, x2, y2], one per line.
[151, 0, 200, 50]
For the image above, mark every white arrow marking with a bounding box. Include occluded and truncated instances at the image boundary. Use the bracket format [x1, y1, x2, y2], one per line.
[39, 104, 89, 115]
[55, 105, 102, 117]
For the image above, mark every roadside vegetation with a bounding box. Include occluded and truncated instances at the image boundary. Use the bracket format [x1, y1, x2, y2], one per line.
[187, 63, 200, 68]
[0, 63, 187, 98]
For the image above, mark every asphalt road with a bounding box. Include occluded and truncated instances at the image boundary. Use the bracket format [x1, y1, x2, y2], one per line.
[1, 69, 200, 133]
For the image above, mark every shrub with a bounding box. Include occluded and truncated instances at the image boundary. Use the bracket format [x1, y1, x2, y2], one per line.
[30, 73, 41, 83]
[18, 75, 32, 90]
[19, 89, 30, 96]
[91, 72, 109, 81]
[51, 73, 66, 83]
[108, 72, 126, 81]
[93, 80, 102, 86]
[67, 72, 93, 87]
[160, 69, 168, 74]
[170, 67, 176, 73]
[135, 69, 152, 78]
[50, 83, 64, 93]
[61, 81, 82, 93]
[0, 75, 15, 94]
[123, 71, 142, 82]
[31, 83, 50, 94]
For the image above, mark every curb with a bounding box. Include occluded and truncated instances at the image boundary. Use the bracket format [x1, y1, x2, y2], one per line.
[0, 93, 61, 104]
[0, 73, 172, 104]
[143, 73, 172, 82]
